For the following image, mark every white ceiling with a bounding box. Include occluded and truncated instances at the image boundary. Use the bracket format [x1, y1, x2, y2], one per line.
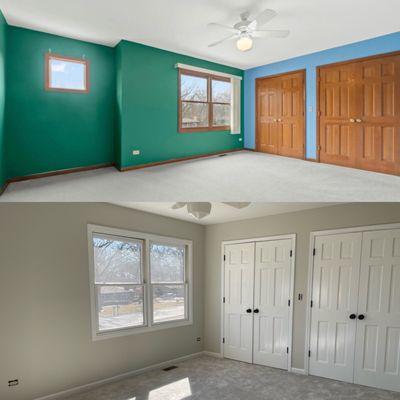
[1, 0, 399, 69]
[114, 202, 337, 225]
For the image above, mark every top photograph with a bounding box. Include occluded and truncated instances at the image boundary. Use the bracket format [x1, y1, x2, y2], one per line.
[0, 0, 399, 201]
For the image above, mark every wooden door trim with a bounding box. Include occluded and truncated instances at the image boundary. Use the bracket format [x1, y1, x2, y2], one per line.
[255, 69, 306, 159]
[316, 50, 400, 165]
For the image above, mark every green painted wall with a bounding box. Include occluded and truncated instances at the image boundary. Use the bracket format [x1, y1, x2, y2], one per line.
[116, 40, 244, 169]
[0, 11, 6, 188]
[5, 27, 116, 179]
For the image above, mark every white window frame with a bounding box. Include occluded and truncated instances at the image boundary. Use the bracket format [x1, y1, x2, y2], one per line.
[87, 224, 193, 341]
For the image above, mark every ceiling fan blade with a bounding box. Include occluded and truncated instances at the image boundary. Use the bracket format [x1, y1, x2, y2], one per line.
[171, 202, 187, 209]
[223, 202, 251, 209]
[208, 22, 236, 32]
[208, 34, 237, 48]
[253, 29, 290, 38]
[253, 8, 277, 27]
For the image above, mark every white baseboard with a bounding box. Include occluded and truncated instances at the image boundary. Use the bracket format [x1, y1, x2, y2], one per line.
[34, 352, 204, 400]
[202, 351, 223, 358]
[290, 367, 306, 375]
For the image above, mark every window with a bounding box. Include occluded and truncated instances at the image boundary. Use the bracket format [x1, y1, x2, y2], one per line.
[88, 225, 192, 340]
[45, 54, 89, 93]
[178, 69, 231, 132]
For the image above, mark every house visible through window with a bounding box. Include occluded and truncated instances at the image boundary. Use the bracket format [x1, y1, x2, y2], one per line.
[179, 69, 231, 132]
[88, 225, 193, 340]
[46, 54, 89, 92]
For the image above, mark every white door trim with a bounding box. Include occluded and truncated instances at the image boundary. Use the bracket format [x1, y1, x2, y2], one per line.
[304, 222, 400, 375]
[220, 233, 296, 372]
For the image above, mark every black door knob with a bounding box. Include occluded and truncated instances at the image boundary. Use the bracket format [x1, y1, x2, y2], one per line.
[349, 314, 356, 319]
[254, 309, 259, 313]
[246, 308, 252, 313]
[358, 314, 365, 320]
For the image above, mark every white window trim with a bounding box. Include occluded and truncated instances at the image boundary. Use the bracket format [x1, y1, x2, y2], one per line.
[87, 224, 193, 341]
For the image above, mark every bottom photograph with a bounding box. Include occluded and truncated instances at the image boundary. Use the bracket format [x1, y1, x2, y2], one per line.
[1, 202, 400, 400]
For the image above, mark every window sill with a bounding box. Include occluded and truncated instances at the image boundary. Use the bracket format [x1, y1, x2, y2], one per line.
[179, 126, 231, 134]
[92, 319, 193, 341]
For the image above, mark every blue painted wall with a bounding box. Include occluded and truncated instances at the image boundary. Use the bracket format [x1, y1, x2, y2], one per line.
[244, 31, 400, 159]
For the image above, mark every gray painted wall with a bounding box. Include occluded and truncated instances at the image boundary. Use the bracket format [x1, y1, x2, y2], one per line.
[2, 203, 400, 400]
[0, 203, 205, 400]
[204, 203, 400, 369]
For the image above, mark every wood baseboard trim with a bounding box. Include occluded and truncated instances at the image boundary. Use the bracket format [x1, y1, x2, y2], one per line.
[119, 148, 244, 172]
[34, 351, 204, 400]
[6, 163, 116, 184]
[0, 180, 9, 196]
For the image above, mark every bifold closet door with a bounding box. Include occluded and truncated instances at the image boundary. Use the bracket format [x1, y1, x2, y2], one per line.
[223, 242, 255, 363]
[253, 239, 292, 369]
[354, 229, 400, 392]
[309, 232, 362, 382]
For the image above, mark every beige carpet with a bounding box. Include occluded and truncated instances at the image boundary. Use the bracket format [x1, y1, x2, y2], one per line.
[2, 151, 400, 201]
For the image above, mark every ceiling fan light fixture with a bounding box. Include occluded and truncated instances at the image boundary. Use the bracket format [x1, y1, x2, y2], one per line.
[236, 34, 253, 52]
[187, 202, 212, 220]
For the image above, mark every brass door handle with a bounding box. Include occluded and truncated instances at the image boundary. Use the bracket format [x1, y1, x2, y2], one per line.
[355, 118, 363, 123]
[277, 118, 283, 122]
[273, 118, 277, 122]
[349, 118, 356, 123]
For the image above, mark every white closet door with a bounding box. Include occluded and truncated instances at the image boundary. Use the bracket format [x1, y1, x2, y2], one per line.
[253, 239, 292, 369]
[223, 242, 255, 363]
[309, 232, 362, 382]
[354, 229, 400, 392]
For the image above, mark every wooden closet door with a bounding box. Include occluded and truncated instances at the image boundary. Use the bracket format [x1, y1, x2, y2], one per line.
[319, 64, 358, 168]
[256, 77, 280, 154]
[355, 55, 400, 175]
[279, 72, 305, 158]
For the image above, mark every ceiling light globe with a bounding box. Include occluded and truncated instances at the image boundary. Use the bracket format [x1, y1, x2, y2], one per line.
[187, 202, 212, 220]
[236, 36, 253, 52]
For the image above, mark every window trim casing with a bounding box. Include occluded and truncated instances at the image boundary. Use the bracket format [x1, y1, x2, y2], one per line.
[178, 68, 231, 133]
[87, 224, 193, 341]
[45, 53, 90, 93]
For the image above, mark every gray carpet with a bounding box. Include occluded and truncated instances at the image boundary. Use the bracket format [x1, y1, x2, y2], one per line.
[2, 151, 400, 201]
[61, 355, 400, 400]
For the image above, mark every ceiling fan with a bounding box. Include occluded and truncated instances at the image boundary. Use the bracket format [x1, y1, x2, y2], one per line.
[208, 8, 289, 52]
[171, 202, 251, 220]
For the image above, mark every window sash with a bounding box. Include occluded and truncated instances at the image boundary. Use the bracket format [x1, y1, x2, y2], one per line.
[178, 69, 231, 132]
[95, 283, 146, 333]
[88, 225, 193, 340]
[45, 53, 89, 93]
[150, 283, 188, 325]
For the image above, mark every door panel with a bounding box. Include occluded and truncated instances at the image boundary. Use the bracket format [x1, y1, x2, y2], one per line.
[354, 229, 400, 392]
[253, 239, 292, 369]
[319, 64, 358, 167]
[223, 243, 255, 363]
[309, 232, 362, 382]
[257, 78, 280, 154]
[319, 53, 400, 174]
[256, 71, 305, 159]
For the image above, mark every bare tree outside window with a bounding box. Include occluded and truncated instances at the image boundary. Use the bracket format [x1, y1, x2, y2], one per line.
[179, 69, 231, 132]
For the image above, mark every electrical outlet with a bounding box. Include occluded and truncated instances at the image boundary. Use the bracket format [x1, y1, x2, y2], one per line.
[132, 150, 140, 156]
[8, 379, 19, 387]
[196, 337, 201, 342]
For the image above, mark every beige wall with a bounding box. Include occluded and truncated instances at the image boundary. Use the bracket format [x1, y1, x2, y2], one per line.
[204, 203, 400, 369]
[0, 203, 205, 400]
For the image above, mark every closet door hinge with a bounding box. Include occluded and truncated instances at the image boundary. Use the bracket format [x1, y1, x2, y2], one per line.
[313, 248, 316, 256]
[308, 350, 311, 357]
[286, 347, 289, 354]
[310, 300, 313, 308]
[223, 254, 226, 261]
[223, 297, 225, 303]
[223, 338, 225, 344]
[290, 250, 293, 257]
[288, 299, 291, 307]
